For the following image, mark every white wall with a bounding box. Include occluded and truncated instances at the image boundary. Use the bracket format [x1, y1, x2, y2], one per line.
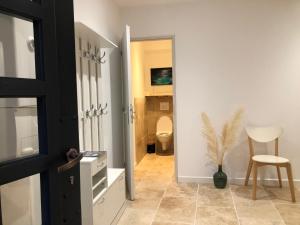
[121, 0, 300, 181]
[141, 40, 173, 96]
[74, 0, 122, 44]
[74, 0, 124, 167]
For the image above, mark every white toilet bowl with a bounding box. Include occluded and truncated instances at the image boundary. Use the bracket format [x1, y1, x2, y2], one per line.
[156, 116, 173, 151]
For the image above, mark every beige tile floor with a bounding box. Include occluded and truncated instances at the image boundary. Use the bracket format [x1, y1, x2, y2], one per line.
[117, 154, 300, 225]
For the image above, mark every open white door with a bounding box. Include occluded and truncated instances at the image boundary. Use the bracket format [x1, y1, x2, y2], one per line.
[122, 25, 135, 200]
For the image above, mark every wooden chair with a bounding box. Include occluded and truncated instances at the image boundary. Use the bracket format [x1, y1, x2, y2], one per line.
[245, 126, 296, 202]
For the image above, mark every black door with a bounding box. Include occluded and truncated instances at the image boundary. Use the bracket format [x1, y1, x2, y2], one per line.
[0, 0, 81, 225]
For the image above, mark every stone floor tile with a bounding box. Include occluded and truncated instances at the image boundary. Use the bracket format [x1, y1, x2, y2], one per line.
[117, 155, 300, 225]
[195, 206, 238, 225]
[236, 203, 282, 221]
[230, 184, 272, 207]
[239, 218, 285, 225]
[275, 203, 300, 225]
[154, 197, 196, 224]
[197, 183, 234, 207]
[117, 208, 155, 225]
[264, 186, 300, 204]
[152, 220, 192, 225]
[164, 182, 198, 198]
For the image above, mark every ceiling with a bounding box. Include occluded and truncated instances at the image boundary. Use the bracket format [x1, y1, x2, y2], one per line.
[114, 0, 196, 7]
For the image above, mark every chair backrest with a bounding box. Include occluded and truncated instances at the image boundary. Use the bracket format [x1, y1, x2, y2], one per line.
[246, 126, 283, 143]
[246, 126, 283, 156]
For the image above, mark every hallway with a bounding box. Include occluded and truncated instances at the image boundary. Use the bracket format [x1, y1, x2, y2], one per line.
[117, 154, 300, 225]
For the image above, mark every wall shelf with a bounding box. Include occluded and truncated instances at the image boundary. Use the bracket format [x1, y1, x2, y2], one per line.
[75, 22, 118, 49]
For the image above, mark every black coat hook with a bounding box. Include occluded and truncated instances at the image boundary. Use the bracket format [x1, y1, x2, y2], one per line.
[99, 51, 106, 64]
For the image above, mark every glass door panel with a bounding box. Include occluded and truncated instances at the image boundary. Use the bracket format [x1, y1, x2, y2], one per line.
[0, 174, 41, 225]
[0, 98, 39, 162]
[0, 12, 36, 79]
[0, 0, 81, 224]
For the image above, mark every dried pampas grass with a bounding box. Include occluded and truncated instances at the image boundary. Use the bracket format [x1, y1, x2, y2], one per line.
[201, 108, 245, 165]
[222, 108, 244, 150]
[201, 113, 218, 164]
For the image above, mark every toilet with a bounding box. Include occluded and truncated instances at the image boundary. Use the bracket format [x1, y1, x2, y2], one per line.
[156, 116, 173, 151]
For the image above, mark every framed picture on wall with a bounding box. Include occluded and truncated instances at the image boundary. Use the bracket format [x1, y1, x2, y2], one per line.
[151, 67, 172, 86]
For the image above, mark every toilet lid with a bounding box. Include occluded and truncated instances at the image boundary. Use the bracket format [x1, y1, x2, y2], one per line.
[157, 116, 173, 133]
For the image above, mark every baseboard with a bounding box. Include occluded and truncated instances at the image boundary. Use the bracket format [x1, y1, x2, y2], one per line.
[178, 176, 213, 184]
[178, 176, 300, 186]
[231, 177, 300, 186]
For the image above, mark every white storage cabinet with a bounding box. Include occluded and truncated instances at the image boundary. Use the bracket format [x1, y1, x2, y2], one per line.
[80, 156, 126, 225]
[93, 169, 126, 225]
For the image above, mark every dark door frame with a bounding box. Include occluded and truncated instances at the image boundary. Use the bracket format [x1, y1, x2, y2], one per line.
[0, 0, 81, 224]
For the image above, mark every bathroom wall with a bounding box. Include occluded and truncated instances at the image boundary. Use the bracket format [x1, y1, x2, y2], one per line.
[131, 40, 174, 163]
[74, 0, 124, 167]
[142, 40, 173, 96]
[121, 0, 300, 181]
[146, 96, 173, 154]
[134, 98, 147, 163]
[131, 42, 147, 164]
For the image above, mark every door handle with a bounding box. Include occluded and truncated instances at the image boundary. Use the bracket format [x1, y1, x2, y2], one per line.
[129, 104, 135, 123]
[57, 148, 83, 173]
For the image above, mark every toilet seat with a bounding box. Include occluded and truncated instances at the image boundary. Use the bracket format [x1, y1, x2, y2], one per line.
[156, 132, 172, 136]
[156, 116, 173, 151]
[156, 116, 173, 134]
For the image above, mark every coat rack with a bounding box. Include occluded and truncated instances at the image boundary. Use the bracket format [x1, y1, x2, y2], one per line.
[82, 44, 106, 64]
[75, 22, 117, 152]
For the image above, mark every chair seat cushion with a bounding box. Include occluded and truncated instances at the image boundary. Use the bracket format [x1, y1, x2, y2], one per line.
[252, 155, 289, 164]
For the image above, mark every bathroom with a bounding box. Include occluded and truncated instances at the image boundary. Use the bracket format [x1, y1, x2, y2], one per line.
[131, 39, 175, 179]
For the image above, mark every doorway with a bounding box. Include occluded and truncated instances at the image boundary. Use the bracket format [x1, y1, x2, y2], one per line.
[130, 38, 176, 188]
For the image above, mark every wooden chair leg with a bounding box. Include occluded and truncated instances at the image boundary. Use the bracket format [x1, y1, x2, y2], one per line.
[276, 166, 282, 188]
[245, 160, 253, 186]
[286, 163, 296, 202]
[252, 161, 258, 200]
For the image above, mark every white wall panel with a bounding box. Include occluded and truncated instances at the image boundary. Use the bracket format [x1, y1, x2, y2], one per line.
[121, 0, 300, 180]
[75, 37, 84, 151]
[96, 61, 104, 151]
[90, 55, 99, 150]
[81, 40, 92, 150]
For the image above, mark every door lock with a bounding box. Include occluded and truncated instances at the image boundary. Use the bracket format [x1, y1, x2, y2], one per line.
[69, 176, 75, 185]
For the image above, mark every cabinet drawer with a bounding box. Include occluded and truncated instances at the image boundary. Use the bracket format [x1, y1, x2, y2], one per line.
[91, 156, 106, 176]
[93, 196, 109, 225]
[113, 173, 126, 207]
[93, 172, 126, 225]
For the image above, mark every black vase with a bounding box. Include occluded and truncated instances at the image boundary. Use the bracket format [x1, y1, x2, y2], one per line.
[213, 165, 227, 189]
